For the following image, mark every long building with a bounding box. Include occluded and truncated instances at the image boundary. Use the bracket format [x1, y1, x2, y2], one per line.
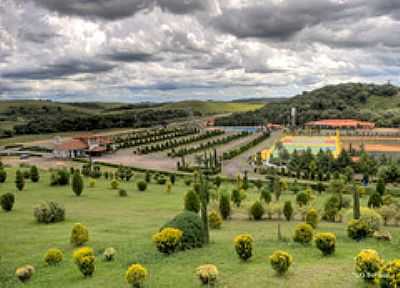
[305, 119, 375, 129]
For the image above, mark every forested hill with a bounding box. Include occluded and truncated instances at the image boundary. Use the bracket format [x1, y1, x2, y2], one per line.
[215, 83, 400, 127]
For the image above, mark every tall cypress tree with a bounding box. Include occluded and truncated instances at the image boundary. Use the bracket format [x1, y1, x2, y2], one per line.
[198, 172, 210, 244]
[72, 171, 84, 196]
[353, 183, 360, 220]
[15, 170, 25, 191]
[30, 166, 40, 183]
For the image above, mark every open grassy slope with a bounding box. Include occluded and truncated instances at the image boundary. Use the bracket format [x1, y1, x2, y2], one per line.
[1, 166, 399, 287]
[163, 101, 264, 115]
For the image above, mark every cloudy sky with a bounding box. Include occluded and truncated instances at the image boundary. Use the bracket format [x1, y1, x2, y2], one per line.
[1, 0, 400, 102]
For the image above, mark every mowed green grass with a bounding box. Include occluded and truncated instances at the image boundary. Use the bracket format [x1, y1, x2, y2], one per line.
[1, 167, 400, 288]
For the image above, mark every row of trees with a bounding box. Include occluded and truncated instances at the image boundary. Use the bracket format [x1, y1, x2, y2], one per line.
[222, 132, 270, 160]
[136, 130, 226, 155]
[169, 131, 249, 158]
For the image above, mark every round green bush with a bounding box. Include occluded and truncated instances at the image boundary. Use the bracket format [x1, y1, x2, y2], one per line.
[315, 232, 336, 255]
[293, 223, 314, 244]
[162, 211, 205, 250]
[157, 177, 167, 185]
[33, 201, 65, 224]
[296, 192, 309, 207]
[345, 207, 383, 235]
[0, 168, 7, 183]
[269, 250, 293, 275]
[119, 189, 128, 197]
[0, 193, 15, 212]
[260, 188, 272, 204]
[184, 190, 200, 213]
[137, 181, 147, 192]
[44, 248, 64, 265]
[347, 219, 369, 240]
[249, 200, 265, 220]
[30, 166, 40, 183]
[70, 223, 89, 246]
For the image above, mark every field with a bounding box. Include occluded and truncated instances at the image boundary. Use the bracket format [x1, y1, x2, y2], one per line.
[273, 136, 340, 157]
[1, 166, 399, 287]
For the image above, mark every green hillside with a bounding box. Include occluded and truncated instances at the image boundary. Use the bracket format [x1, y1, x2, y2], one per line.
[216, 83, 400, 127]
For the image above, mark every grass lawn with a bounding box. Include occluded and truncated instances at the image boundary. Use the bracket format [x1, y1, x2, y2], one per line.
[0, 166, 399, 287]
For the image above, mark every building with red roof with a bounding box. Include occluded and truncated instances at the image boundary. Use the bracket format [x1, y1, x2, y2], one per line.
[305, 119, 375, 130]
[53, 134, 112, 159]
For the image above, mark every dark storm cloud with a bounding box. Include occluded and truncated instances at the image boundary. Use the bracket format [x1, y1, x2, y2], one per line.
[2, 59, 115, 80]
[19, 31, 59, 43]
[104, 51, 160, 63]
[31, 0, 211, 20]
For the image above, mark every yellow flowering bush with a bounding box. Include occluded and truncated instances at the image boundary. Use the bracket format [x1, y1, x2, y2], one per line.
[44, 248, 64, 265]
[125, 264, 148, 288]
[379, 259, 400, 288]
[15, 265, 35, 283]
[293, 223, 314, 244]
[88, 179, 96, 188]
[110, 179, 119, 190]
[269, 250, 293, 275]
[196, 264, 218, 285]
[355, 249, 383, 283]
[314, 232, 336, 256]
[234, 234, 254, 261]
[70, 223, 89, 246]
[208, 211, 222, 229]
[152, 227, 183, 254]
[73, 247, 95, 277]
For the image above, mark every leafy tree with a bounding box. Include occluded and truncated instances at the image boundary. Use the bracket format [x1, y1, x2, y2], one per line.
[72, 171, 84, 196]
[30, 166, 40, 182]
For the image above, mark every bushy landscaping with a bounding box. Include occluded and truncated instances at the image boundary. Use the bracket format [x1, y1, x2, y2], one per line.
[1, 164, 400, 287]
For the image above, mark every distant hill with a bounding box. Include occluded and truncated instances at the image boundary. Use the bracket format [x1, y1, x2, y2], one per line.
[215, 83, 400, 127]
[231, 97, 287, 104]
[0, 99, 263, 136]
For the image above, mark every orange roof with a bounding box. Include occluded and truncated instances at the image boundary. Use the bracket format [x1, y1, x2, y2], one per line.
[364, 144, 400, 153]
[305, 119, 375, 128]
[54, 139, 88, 151]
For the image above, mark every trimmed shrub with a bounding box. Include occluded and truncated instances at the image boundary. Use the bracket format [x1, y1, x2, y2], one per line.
[355, 249, 383, 283]
[137, 181, 147, 192]
[50, 169, 70, 186]
[119, 189, 128, 197]
[162, 211, 205, 250]
[23, 170, 31, 179]
[234, 234, 253, 261]
[15, 170, 25, 191]
[368, 193, 383, 208]
[73, 247, 95, 277]
[30, 166, 40, 182]
[126, 264, 148, 288]
[283, 201, 293, 221]
[165, 180, 172, 193]
[219, 192, 231, 220]
[184, 190, 200, 213]
[145, 171, 151, 183]
[379, 259, 400, 288]
[15, 265, 35, 283]
[33, 201, 65, 224]
[208, 211, 222, 229]
[231, 189, 241, 207]
[157, 177, 167, 185]
[88, 179, 96, 188]
[169, 173, 176, 184]
[293, 223, 314, 244]
[249, 200, 265, 220]
[346, 207, 383, 235]
[70, 223, 89, 246]
[196, 264, 218, 286]
[72, 171, 84, 196]
[44, 248, 64, 265]
[296, 191, 309, 207]
[323, 195, 341, 222]
[0, 168, 7, 183]
[269, 250, 293, 275]
[347, 219, 369, 240]
[110, 179, 119, 189]
[103, 247, 116, 262]
[152, 227, 183, 254]
[184, 178, 192, 186]
[315, 233, 336, 256]
[260, 188, 272, 204]
[305, 208, 319, 228]
[0, 193, 15, 212]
